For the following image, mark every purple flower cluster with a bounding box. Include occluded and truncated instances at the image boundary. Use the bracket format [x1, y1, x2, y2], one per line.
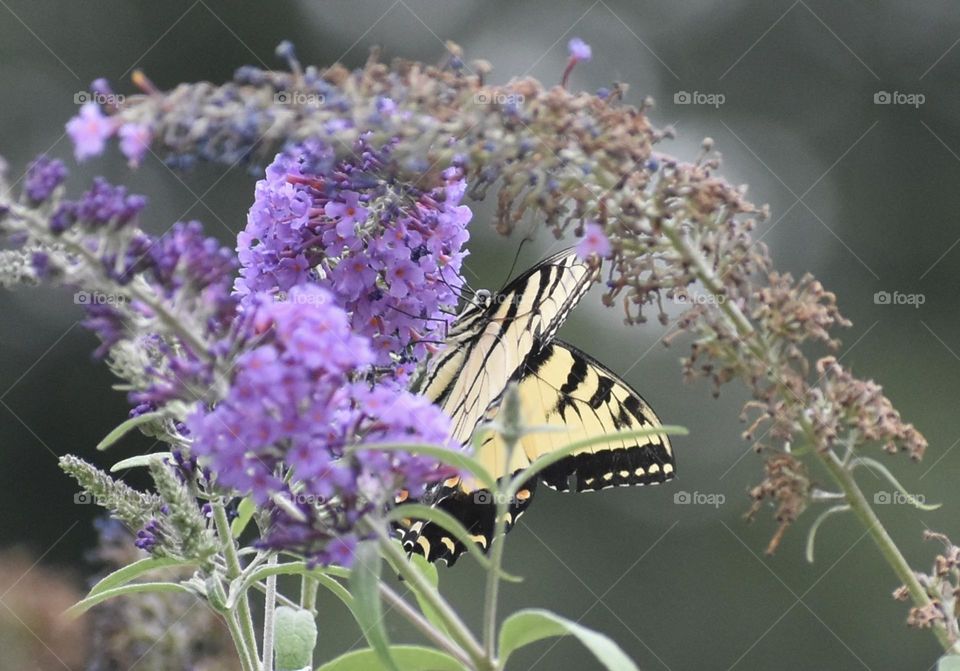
[23, 156, 67, 203]
[186, 284, 457, 565]
[50, 177, 147, 235]
[20, 159, 238, 393]
[235, 140, 471, 369]
[66, 100, 152, 165]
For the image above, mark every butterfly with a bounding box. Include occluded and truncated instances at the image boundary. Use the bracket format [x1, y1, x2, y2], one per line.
[400, 249, 675, 565]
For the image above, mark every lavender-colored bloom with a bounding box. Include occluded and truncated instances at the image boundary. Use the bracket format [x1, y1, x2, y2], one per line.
[135, 519, 161, 552]
[568, 37, 592, 61]
[235, 141, 471, 367]
[576, 221, 612, 260]
[74, 178, 148, 228]
[66, 102, 114, 161]
[23, 156, 67, 203]
[118, 123, 152, 166]
[187, 283, 458, 564]
[31, 251, 50, 278]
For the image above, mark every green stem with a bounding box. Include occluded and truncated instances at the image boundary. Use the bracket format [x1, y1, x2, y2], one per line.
[301, 574, 319, 614]
[262, 553, 279, 671]
[482, 490, 508, 663]
[213, 500, 261, 668]
[820, 450, 956, 652]
[372, 523, 490, 669]
[226, 611, 258, 671]
[378, 582, 473, 668]
[657, 219, 957, 653]
[482, 390, 520, 662]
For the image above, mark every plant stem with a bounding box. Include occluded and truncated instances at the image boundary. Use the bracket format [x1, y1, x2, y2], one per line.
[213, 500, 261, 668]
[820, 450, 956, 652]
[379, 582, 474, 668]
[482, 490, 508, 663]
[226, 611, 259, 671]
[658, 219, 956, 653]
[482, 388, 520, 662]
[301, 574, 319, 614]
[372, 523, 490, 669]
[262, 553, 279, 671]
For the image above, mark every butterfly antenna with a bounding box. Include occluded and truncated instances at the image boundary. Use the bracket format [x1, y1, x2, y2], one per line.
[500, 235, 533, 288]
[385, 304, 450, 325]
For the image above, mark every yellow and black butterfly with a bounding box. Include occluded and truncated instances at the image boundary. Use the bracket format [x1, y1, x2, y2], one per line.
[401, 249, 675, 565]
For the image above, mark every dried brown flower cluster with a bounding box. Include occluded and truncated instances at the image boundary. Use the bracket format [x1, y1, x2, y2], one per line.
[896, 531, 960, 646]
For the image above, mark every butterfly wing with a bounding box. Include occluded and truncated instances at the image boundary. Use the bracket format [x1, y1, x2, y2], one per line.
[402, 339, 675, 565]
[418, 250, 597, 446]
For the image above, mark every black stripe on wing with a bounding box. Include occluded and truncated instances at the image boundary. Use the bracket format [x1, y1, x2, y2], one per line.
[523, 339, 676, 492]
[398, 475, 538, 566]
[420, 249, 597, 446]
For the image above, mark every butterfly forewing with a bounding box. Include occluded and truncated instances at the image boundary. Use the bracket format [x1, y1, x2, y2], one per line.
[420, 250, 597, 445]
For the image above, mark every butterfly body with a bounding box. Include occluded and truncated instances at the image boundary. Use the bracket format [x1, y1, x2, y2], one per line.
[402, 249, 675, 565]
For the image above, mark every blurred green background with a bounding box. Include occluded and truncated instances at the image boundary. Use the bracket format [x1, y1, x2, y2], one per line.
[2, 1, 959, 668]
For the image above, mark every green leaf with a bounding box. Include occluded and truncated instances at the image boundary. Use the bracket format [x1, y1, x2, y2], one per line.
[86, 556, 193, 597]
[274, 605, 318, 671]
[804, 504, 851, 563]
[346, 442, 497, 490]
[939, 655, 960, 671]
[315, 646, 464, 671]
[498, 609, 639, 671]
[852, 457, 942, 511]
[507, 426, 688, 497]
[407, 553, 449, 635]
[97, 411, 164, 450]
[386, 504, 521, 582]
[410, 552, 439, 589]
[110, 452, 172, 473]
[66, 582, 192, 618]
[349, 542, 399, 671]
[231, 496, 257, 537]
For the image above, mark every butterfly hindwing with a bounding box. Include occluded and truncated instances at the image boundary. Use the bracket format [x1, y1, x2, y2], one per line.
[405, 342, 674, 565]
[399, 475, 538, 566]
[517, 340, 675, 492]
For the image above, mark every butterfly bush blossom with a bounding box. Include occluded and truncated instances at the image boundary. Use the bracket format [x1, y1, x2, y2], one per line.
[235, 139, 470, 370]
[186, 283, 458, 562]
[2, 146, 466, 565]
